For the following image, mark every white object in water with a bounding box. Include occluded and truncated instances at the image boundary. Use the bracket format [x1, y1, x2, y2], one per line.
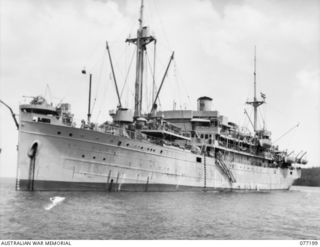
[45, 196, 65, 210]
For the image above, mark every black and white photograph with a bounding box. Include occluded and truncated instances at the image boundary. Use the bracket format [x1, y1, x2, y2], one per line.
[0, 0, 319, 243]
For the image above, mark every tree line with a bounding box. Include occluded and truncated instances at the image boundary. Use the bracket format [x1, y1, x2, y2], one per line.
[293, 167, 320, 187]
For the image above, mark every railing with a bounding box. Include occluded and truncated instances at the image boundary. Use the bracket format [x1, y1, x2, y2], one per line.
[95, 124, 147, 141]
[144, 123, 182, 136]
[85, 123, 190, 151]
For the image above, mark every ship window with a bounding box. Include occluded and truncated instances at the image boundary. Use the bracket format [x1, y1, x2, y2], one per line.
[196, 157, 202, 163]
[201, 134, 204, 139]
[103, 157, 106, 161]
[82, 154, 85, 158]
[69, 133, 73, 137]
[160, 150, 163, 154]
[38, 117, 51, 123]
[141, 147, 143, 150]
[57, 131, 61, 135]
[126, 143, 129, 147]
[117, 141, 121, 146]
[205, 134, 208, 139]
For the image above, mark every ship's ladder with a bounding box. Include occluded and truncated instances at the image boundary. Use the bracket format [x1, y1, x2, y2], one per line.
[215, 156, 236, 183]
[201, 144, 207, 191]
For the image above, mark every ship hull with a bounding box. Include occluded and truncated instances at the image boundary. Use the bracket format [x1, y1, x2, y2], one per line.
[16, 121, 300, 191]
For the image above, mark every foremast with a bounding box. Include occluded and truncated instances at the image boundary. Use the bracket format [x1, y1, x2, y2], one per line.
[126, 0, 156, 118]
[246, 47, 265, 133]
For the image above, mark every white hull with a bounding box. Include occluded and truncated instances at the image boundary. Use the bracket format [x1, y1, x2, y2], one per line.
[16, 121, 300, 191]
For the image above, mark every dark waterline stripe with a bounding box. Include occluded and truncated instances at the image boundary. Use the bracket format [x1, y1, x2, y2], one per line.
[16, 179, 288, 192]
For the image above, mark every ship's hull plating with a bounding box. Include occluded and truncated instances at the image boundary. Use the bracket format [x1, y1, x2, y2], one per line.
[16, 121, 300, 191]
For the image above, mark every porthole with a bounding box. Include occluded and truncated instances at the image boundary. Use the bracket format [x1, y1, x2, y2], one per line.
[93, 156, 96, 159]
[82, 154, 85, 158]
[118, 141, 122, 146]
[160, 150, 163, 154]
[57, 131, 61, 135]
[69, 133, 73, 137]
[141, 147, 143, 150]
[103, 157, 106, 161]
[126, 143, 129, 147]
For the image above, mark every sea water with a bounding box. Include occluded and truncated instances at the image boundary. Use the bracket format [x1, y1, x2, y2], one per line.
[0, 177, 319, 240]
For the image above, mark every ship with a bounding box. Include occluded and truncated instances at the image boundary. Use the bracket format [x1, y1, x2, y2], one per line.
[3, 0, 308, 191]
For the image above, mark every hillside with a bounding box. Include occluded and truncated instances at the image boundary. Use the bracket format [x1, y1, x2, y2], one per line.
[294, 167, 320, 187]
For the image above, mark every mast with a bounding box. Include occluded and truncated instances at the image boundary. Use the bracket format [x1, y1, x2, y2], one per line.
[152, 40, 157, 105]
[150, 52, 174, 114]
[253, 46, 258, 131]
[246, 46, 265, 133]
[126, 0, 156, 118]
[81, 69, 92, 124]
[88, 74, 92, 124]
[106, 41, 122, 108]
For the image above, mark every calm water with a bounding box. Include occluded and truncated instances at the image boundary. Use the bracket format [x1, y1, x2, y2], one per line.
[0, 177, 319, 240]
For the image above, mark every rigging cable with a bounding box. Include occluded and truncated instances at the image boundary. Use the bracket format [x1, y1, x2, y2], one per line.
[173, 59, 192, 108]
[242, 107, 254, 134]
[151, 0, 172, 51]
[94, 53, 110, 123]
[172, 61, 185, 110]
[146, 50, 159, 111]
[273, 123, 300, 144]
[258, 107, 266, 130]
[120, 47, 136, 98]
[91, 51, 106, 118]
[144, 50, 149, 112]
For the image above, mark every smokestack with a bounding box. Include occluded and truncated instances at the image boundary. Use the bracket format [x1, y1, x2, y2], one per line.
[197, 96, 213, 111]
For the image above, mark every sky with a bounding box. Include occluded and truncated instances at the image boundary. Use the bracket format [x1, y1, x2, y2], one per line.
[0, 0, 319, 177]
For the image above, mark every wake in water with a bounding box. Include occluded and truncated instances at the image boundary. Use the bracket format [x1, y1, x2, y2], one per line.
[45, 196, 65, 210]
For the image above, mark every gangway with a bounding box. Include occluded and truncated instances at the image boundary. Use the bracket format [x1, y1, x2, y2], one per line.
[215, 156, 236, 183]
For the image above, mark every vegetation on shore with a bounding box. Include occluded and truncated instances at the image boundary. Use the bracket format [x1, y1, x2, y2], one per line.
[294, 167, 320, 187]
